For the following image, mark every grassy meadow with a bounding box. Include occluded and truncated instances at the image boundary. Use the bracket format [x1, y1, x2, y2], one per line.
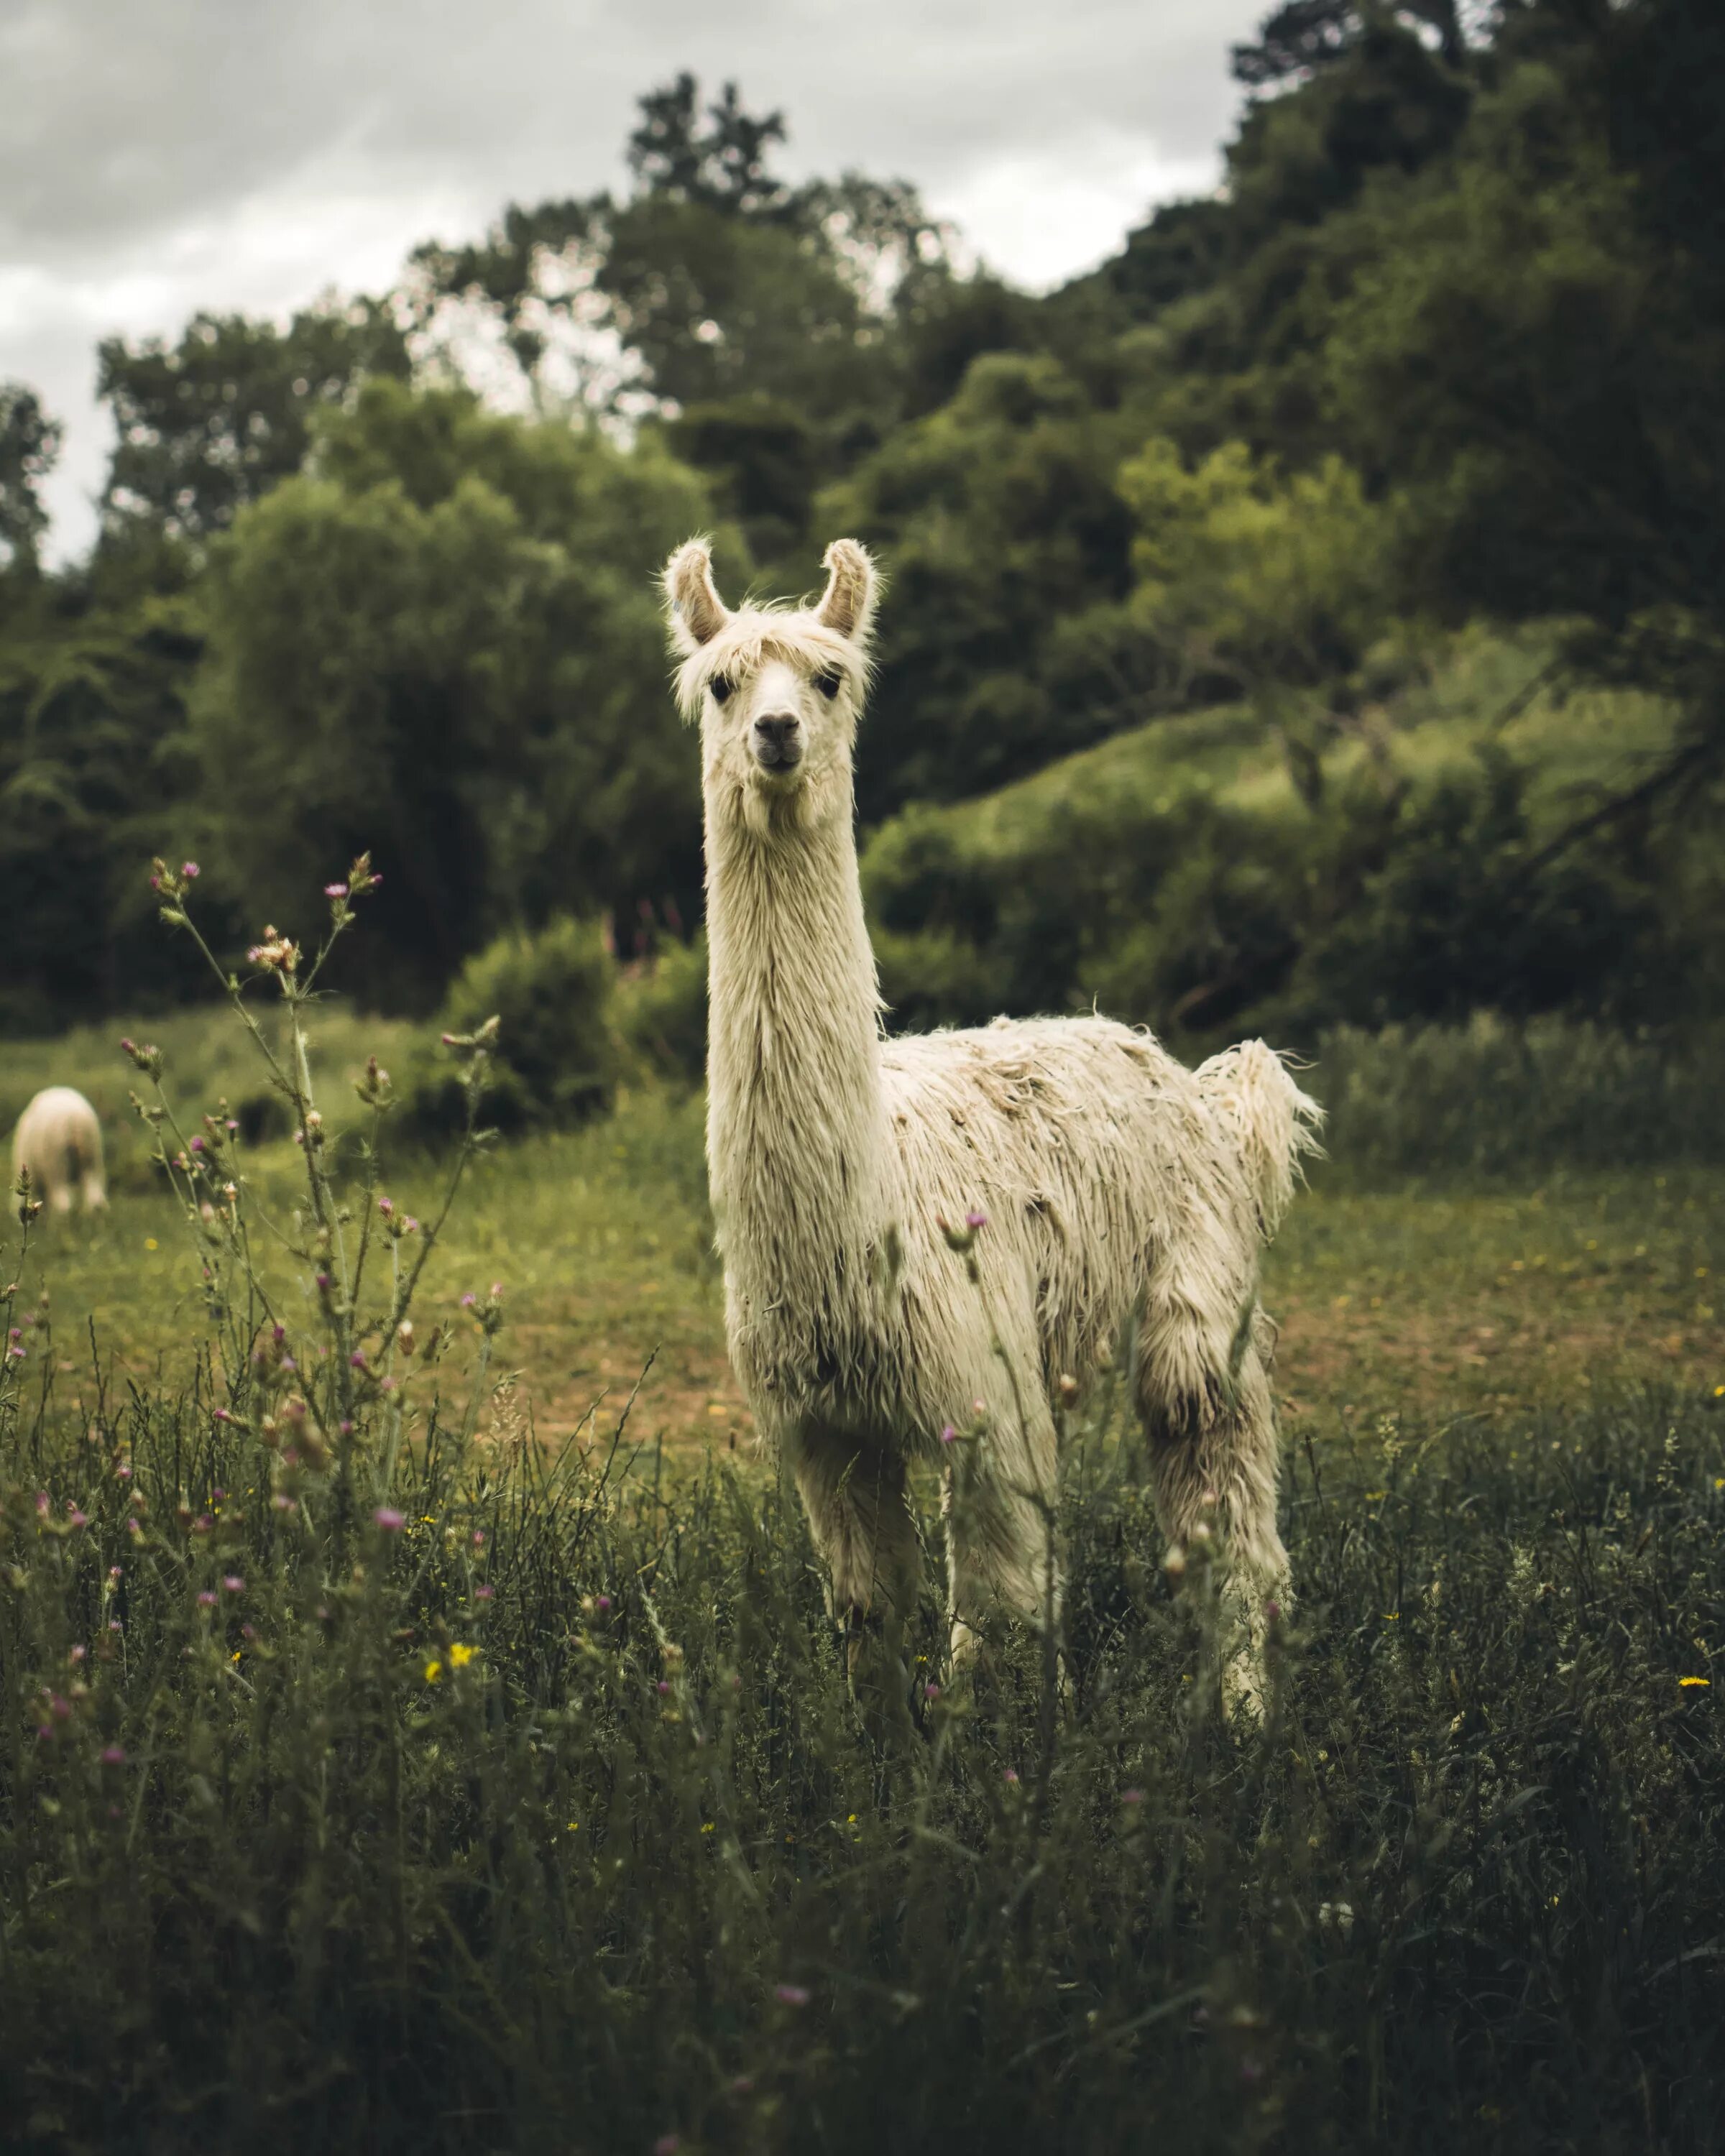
[5, 1019, 1720, 1451]
[1, 995, 1723, 2154]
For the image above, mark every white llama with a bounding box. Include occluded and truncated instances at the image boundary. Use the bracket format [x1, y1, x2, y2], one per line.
[664, 536, 1320, 1697]
[12, 1087, 108, 1215]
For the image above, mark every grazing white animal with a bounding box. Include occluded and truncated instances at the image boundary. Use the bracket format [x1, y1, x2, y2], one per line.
[12, 1086, 108, 1215]
[663, 536, 1320, 1702]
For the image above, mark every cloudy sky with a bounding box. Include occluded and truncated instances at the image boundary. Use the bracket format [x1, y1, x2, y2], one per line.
[0, 0, 1266, 560]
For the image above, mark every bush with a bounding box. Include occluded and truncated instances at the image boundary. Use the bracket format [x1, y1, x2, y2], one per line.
[1314, 1011, 1725, 1176]
[615, 933, 709, 1087]
[405, 916, 618, 1139]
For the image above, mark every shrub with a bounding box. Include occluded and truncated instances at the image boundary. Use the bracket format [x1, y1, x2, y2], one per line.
[615, 933, 709, 1087]
[405, 915, 618, 1139]
[1314, 1011, 1725, 1176]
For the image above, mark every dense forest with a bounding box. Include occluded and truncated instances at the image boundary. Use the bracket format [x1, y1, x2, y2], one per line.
[1, 0, 1721, 1056]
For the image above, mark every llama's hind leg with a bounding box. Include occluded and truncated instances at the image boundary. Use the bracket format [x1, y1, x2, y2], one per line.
[1140, 1327, 1288, 1719]
[788, 1427, 921, 1679]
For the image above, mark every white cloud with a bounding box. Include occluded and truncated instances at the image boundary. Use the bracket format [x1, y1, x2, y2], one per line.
[0, 0, 1266, 560]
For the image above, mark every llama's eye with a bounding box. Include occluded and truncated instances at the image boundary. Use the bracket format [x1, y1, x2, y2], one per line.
[709, 674, 734, 706]
[814, 668, 843, 702]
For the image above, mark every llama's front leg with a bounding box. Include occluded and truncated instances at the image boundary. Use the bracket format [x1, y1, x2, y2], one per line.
[944, 1403, 1062, 1672]
[1143, 1335, 1288, 1720]
[788, 1427, 921, 1682]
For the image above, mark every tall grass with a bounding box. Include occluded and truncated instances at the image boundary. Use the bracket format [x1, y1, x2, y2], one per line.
[1, 873, 1721, 2154]
[2, 1364, 1721, 2152]
[1315, 1013, 1724, 1178]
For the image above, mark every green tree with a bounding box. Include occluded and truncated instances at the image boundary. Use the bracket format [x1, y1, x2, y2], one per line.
[97, 298, 411, 543]
[819, 353, 1152, 817]
[0, 595, 222, 1027]
[0, 383, 62, 576]
[189, 381, 723, 1008]
[1120, 436, 1401, 800]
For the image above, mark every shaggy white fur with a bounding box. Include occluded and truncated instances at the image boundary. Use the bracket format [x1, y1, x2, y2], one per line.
[663, 537, 1321, 1700]
[12, 1087, 107, 1215]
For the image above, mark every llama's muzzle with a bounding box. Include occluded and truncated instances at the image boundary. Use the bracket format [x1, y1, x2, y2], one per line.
[753, 714, 803, 770]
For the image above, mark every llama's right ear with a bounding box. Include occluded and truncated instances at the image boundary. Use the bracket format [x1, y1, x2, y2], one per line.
[663, 539, 729, 653]
[814, 538, 878, 645]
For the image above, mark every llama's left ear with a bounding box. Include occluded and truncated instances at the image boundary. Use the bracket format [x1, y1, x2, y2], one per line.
[663, 538, 729, 653]
[814, 538, 878, 645]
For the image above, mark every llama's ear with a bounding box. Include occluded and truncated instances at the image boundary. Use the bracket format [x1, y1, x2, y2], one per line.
[814, 538, 878, 644]
[663, 539, 729, 652]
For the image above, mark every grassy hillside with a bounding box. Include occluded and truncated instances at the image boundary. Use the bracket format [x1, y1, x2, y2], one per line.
[861, 627, 1701, 1046]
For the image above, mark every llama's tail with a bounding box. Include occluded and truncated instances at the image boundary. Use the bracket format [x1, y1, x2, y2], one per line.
[1195, 1040, 1324, 1240]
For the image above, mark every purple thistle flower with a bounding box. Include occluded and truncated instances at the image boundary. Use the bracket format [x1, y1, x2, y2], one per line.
[475, 1584, 494, 1600]
[924, 1682, 940, 1700]
[471, 1529, 486, 1548]
[68, 1508, 88, 1529]
[101, 1744, 127, 1766]
[374, 1507, 405, 1533]
[325, 883, 348, 898]
[656, 1680, 671, 1696]
[1003, 1767, 1019, 1785]
[939, 1423, 957, 1445]
[377, 1196, 393, 1217]
[594, 1594, 611, 1611]
[774, 1984, 810, 2008]
[197, 1590, 217, 1608]
[181, 861, 200, 879]
[460, 1292, 477, 1309]
[653, 2138, 681, 2156]
[222, 1575, 244, 1595]
[349, 1350, 367, 1369]
[965, 1206, 988, 1230]
[190, 1135, 204, 1153]
[1122, 1787, 1144, 1807]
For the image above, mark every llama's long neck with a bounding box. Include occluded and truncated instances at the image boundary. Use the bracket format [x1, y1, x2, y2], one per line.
[704, 784, 894, 1327]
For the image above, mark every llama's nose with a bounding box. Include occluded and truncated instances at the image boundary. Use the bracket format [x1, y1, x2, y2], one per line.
[753, 713, 802, 767]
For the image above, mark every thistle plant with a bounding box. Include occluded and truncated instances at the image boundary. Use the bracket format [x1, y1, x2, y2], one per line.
[127, 854, 500, 1531]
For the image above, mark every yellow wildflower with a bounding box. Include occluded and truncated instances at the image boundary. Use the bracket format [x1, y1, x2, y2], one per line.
[448, 1642, 478, 1669]
[1679, 1675, 1709, 1688]
[701, 1822, 716, 1834]
[423, 1658, 443, 1683]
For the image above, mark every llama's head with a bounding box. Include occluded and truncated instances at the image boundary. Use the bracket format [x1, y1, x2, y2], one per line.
[662, 538, 877, 822]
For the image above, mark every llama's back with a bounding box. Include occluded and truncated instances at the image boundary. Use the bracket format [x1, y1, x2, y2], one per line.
[13, 1086, 107, 1212]
[880, 1014, 1267, 1386]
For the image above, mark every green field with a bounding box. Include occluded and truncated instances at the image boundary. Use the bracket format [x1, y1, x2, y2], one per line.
[1, 1002, 1723, 2154]
[7, 1011, 1719, 1454]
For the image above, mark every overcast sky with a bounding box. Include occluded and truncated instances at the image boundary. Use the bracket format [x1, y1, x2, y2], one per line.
[0, 0, 1267, 561]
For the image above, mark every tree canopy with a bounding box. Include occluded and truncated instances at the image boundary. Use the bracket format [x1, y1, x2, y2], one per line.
[0, 7, 1720, 1041]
